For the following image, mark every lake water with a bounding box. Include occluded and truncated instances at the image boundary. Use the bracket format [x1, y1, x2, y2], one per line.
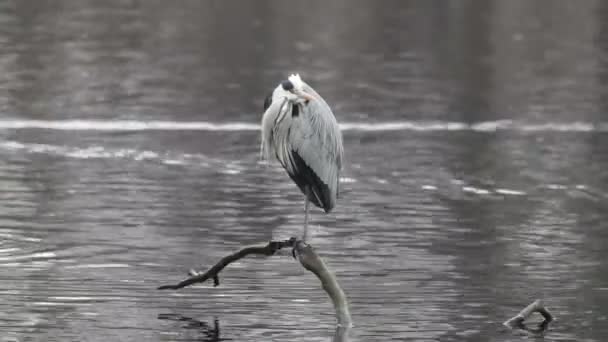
[1, 1, 608, 341]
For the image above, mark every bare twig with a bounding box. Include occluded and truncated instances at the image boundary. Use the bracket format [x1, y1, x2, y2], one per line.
[503, 299, 553, 332]
[157, 238, 296, 290]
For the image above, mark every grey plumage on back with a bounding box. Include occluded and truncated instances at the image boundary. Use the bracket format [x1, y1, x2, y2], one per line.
[260, 74, 343, 213]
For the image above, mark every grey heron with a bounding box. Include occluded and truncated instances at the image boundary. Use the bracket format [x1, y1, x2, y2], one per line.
[260, 74, 343, 243]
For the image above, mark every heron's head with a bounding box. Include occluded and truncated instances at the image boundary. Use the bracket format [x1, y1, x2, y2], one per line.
[265, 74, 314, 111]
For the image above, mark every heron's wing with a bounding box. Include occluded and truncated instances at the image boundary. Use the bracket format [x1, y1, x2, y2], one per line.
[301, 82, 343, 172]
[278, 85, 343, 212]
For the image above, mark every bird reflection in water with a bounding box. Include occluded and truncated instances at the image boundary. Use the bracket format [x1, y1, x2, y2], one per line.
[158, 313, 223, 341]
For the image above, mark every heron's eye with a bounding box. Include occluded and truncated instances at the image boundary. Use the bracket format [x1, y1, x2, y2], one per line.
[281, 80, 294, 91]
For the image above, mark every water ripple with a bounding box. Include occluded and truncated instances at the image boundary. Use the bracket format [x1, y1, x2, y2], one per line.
[0, 119, 608, 133]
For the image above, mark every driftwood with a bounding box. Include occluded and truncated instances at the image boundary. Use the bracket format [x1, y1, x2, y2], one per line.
[503, 299, 553, 333]
[158, 238, 352, 331]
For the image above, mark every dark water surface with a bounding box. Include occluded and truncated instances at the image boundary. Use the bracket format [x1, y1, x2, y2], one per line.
[1, 1, 608, 341]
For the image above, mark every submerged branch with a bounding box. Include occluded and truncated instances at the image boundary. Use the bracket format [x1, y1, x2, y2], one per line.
[157, 238, 296, 290]
[504, 299, 553, 332]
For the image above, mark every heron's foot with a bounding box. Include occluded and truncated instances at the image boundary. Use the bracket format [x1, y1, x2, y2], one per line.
[291, 238, 309, 259]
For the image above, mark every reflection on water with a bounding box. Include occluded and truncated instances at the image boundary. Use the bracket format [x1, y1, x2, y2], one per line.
[1, 0, 608, 341]
[158, 314, 222, 342]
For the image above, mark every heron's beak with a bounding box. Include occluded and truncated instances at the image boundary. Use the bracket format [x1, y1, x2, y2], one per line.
[296, 90, 315, 103]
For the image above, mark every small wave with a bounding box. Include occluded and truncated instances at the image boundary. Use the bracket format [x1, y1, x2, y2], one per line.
[31, 302, 93, 307]
[49, 296, 96, 301]
[0, 119, 607, 132]
[0, 140, 227, 167]
[0, 231, 42, 243]
[462, 186, 491, 195]
[220, 168, 241, 175]
[0, 251, 56, 262]
[462, 186, 526, 196]
[65, 263, 130, 269]
[0, 140, 260, 175]
[340, 121, 469, 131]
[162, 159, 185, 165]
[495, 188, 526, 196]
[545, 184, 568, 190]
[0, 141, 155, 160]
[0, 120, 260, 131]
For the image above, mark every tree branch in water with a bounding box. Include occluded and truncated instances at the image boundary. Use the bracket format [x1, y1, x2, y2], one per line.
[293, 240, 352, 326]
[157, 238, 296, 290]
[503, 299, 553, 332]
[157, 238, 352, 328]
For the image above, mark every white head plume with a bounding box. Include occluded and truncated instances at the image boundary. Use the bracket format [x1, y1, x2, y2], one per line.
[288, 73, 304, 90]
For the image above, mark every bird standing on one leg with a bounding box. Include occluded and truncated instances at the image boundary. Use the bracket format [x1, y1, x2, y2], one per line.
[260, 74, 343, 243]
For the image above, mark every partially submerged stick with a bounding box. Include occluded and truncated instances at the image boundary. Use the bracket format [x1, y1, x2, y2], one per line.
[293, 240, 352, 326]
[503, 299, 553, 331]
[158, 238, 352, 328]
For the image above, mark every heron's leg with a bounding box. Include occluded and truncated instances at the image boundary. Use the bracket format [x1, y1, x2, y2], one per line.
[303, 188, 310, 243]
